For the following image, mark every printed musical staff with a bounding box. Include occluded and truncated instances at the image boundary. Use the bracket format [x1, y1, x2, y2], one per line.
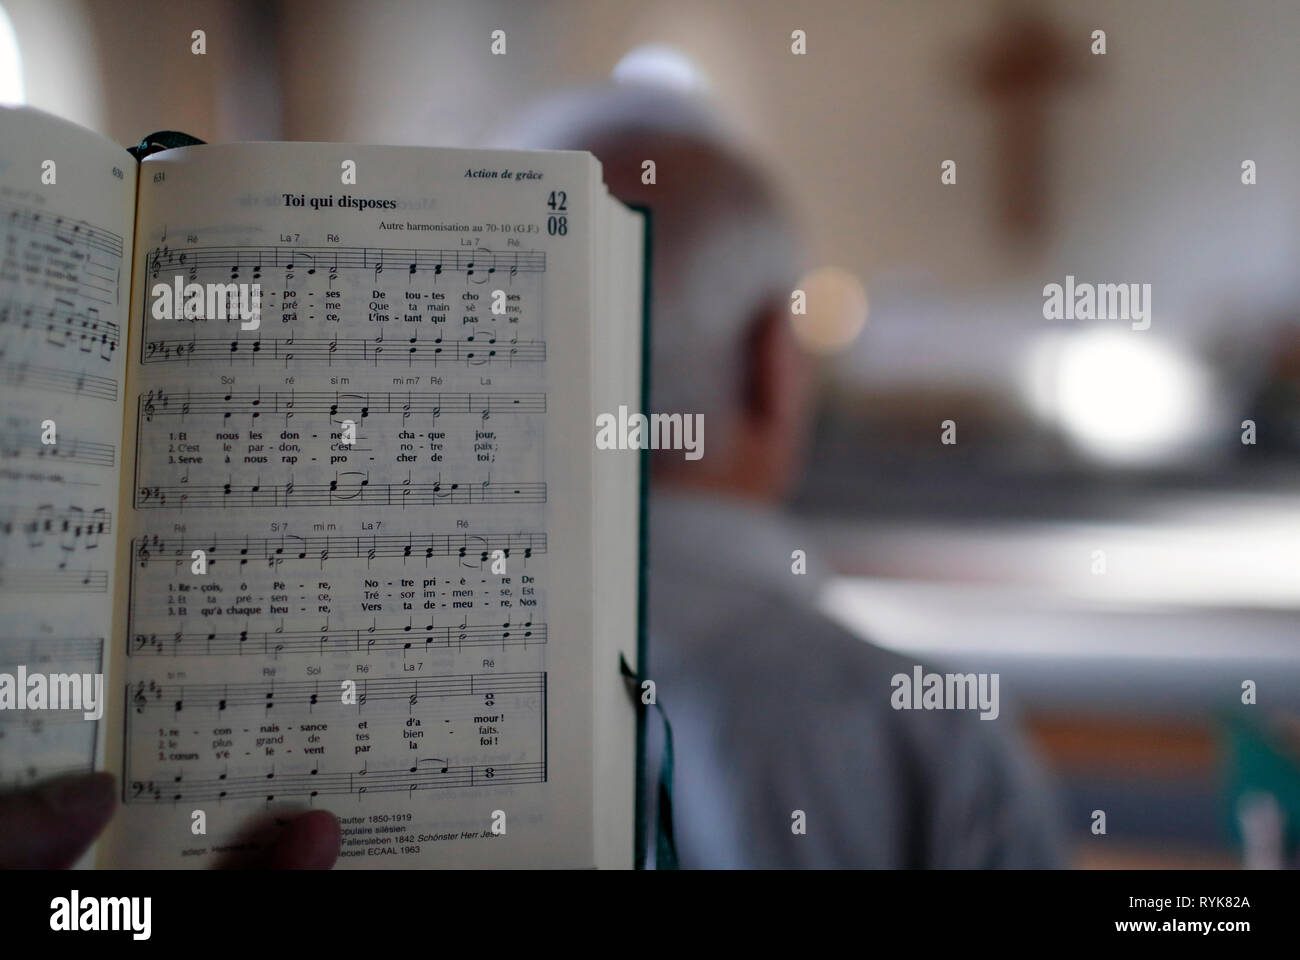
[0, 627, 102, 775]
[0, 298, 119, 361]
[100, 144, 581, 856]
[0, 505, 112, 551]
[146, 244, 543, 280]
[134, 476, 546, 509]
[132, 531, 545, 568]
[129, 618, 545, 657]
[0, 636, 104, 665]
[127, 760, 547, 804]
[141, 332, 545, 367]
[2, 201, 124, 259]
[0, 430, 115, 468]
[138, 387, 546, 423]
[0, 568, 107, 593]
[1, 202, 123, 306]
[0, 360, 117, 401]
[130, 671, 543, 714]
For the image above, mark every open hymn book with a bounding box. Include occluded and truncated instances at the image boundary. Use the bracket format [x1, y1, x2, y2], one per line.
[0, 105, 645, 868]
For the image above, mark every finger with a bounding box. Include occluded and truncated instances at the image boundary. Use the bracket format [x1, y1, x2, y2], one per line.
[265, 810, 341, 870]
[0, 772, 116, 869]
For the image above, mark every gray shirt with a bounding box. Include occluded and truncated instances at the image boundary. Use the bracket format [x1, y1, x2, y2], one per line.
[644, 491, 1066, 868]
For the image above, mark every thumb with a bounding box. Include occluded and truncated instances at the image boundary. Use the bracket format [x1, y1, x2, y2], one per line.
[0, 772, 116, 869]
[265, 810, 341, 870]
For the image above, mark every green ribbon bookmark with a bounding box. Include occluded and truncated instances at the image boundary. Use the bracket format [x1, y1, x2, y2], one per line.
[621, 653, 678, 869]
[127, 131, 206, 161]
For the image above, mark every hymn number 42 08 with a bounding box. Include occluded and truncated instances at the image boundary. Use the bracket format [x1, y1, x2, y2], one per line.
[547, 191, 567, 236]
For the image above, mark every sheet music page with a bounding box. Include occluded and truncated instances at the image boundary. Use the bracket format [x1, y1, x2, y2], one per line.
[102, 143, 605, 867]
[0, 106, 134, 789]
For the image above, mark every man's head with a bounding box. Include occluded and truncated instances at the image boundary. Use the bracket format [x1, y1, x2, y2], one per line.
[495, 84, 815, 502]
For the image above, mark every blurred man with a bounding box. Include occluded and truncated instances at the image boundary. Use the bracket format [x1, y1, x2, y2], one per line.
[499, 83, 1064, 867]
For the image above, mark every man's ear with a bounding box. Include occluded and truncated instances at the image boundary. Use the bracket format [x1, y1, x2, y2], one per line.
[742, 301, 799, 426]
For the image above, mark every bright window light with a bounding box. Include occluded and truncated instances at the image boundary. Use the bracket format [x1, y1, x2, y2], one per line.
[1024, 327, 1214, 466]
[612, 44, 709, 94]
[0, 4, 24, 105]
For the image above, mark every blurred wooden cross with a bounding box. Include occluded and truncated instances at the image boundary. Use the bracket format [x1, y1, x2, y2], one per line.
[971, 7, 1082, 243]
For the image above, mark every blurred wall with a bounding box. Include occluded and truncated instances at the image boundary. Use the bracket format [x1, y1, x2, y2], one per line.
[10, 0, 1300, 383]
[4, 0, 104, 131]
[274, 1, 1300, 304]
[267, 0, 1300, 401]
[8, 0, 279, 144]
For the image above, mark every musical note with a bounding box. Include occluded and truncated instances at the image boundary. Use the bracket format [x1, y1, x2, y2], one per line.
[0, 299, 121, 362]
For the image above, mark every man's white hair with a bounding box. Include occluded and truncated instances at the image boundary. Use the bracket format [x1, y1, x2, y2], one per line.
[491, 85, 805, 434]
